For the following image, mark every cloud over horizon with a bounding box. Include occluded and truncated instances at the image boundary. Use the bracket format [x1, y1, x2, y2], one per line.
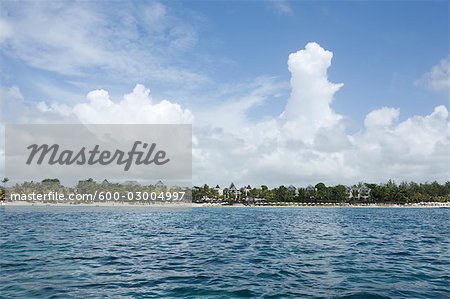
[3, 42, 447, 187]
[192, 43, 449, 186]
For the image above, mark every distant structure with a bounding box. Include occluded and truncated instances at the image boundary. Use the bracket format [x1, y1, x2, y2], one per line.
[345, 186, 353, 199]
[155, 180, 165, 188]
[214, 185, 224, 196]
[359, 185, 371, 200]
[226, 182, 240, 200]
[243, 185, 252, 197]
[346, 184, 371, 200]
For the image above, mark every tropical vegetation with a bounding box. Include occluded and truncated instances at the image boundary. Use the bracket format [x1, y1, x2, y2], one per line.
[1, 178, 450, 204]
[192, 180, 450, 204]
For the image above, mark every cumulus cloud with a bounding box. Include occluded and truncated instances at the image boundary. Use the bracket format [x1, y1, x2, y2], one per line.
[39, 84, 194, 124]
[417, 57, 450, 92]
[351, 105, 449, 182]
[191, 42, 449, 186]
[0, 84, 194, 177]
[364, 107, 399, 129]
[1, 42, 449, 186]
[283, 42, 344, 141]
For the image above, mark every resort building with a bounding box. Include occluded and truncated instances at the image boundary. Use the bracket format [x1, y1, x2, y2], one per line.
[359, 185, 371, 200]
[214, 185, 224, 196]
[345, 186, 353, 199]
[346, 184, 372, 200]
[243, 185, 252, 197]
[155, 180, 165, 188]
[226, 183, 241, 200]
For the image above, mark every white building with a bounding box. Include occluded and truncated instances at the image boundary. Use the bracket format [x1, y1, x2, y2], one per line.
[214, 185, 224, 196]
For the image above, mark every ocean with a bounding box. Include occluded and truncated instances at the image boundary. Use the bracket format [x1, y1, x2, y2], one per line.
[0, 206, 449, 298]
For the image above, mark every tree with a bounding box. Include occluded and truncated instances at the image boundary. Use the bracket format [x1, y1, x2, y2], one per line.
[315, 182, 326, 191]
[76, 178, 97, 195]
[315, 182, 328, 201]
[331, 185, 347, 202]
[286, 188, 297, 201]
[296, 188, 307, 201]
[248, 188, 258, 199]
[2, 177, 9, 188]
[1, 178, 9, 201]
[261, 185, 275, 201]
[274, 185, 288, 201]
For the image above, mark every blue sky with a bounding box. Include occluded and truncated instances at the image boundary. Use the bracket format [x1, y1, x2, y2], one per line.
[0, 0, 449, 185]
[191, 0, 449, 122]
[2, 1, 448, 121]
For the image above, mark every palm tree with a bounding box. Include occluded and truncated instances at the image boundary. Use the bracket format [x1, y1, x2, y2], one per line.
[1, 177, 8, 201]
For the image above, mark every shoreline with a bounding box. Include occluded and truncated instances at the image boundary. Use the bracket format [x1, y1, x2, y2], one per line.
[193, 202, 450, 208]
[0, 201, 192, 208]
[1, 201, 449, 208]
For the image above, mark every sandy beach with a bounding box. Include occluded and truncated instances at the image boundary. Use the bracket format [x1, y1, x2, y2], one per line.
[2, 201, 449, 208]
[0, 201, 193, 209]
[193, 202, 450, 208]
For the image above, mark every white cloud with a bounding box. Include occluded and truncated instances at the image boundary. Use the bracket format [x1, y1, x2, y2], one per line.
[1, 43, 449, 186]
[0, 86, 25, 178]
[195, 76, 288, 133]
[0, 85, 77, 124]
[283, 42, 344, 141]
[0, 84, 193, 177]
[364, 107, 399, 129]
[40, 84, 194, 125]
[0, 85, 25, 123]
[191, 42, 449, 186]
[0, 18, 12, 42]
[417, 57, 450, 92]
[268, 0, 293, 15]
[351, 105, 449, 182]
[0, 1, 206, 84]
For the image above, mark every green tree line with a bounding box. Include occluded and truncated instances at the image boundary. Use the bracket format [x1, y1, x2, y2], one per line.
[193, 180, 450, 204]
[2, 178, 450, 204]
[1, 178, 188, 203]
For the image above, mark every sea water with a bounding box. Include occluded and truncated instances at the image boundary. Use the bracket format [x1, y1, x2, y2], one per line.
[0, 207, 449, 298]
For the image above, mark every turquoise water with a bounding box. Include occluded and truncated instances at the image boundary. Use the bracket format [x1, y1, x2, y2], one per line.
[0, 207, 449, 298]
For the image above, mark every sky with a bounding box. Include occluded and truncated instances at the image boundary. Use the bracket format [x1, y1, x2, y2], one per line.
[0, 0, 449, 187]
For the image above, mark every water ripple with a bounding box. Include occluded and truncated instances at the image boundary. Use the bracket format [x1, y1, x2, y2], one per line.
[0, 206, 449, 298]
